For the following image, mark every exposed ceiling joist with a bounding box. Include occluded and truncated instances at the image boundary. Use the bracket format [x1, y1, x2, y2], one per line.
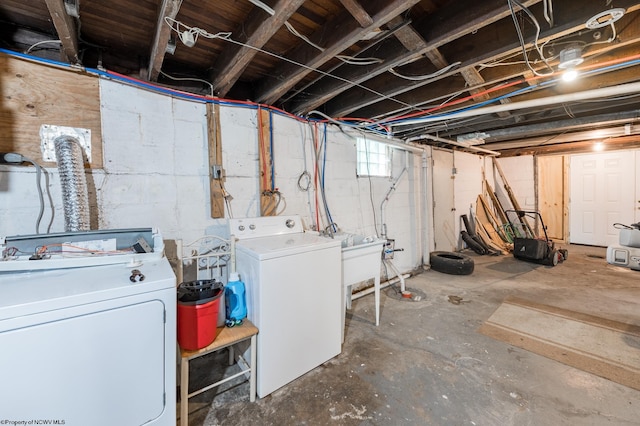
[43, 0, 79, 63]
[148, 0, 183, 81]
[3, 0, 640, 154]
[339, 0, 374, 27]
[255, 0, 422, 105]
[292, 0, 540, 115]
[328, 0, 640, 119]
[210, 0, 306, 97]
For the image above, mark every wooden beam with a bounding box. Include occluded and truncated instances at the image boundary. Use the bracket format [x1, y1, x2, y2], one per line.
[325, 0, 640, 118]
[207, 103, 225, 218]
[391, 23, 513, 117]
[211, 0, 305, 97]
[255, 0, 421, 105]
[291, 0, 541, 115]
[339, 0, 375, 27]
[148, 0, 183, 81]
[498, 136, 640, 157]
[258, 108, 276, 216]
[44, 0, 79, 63]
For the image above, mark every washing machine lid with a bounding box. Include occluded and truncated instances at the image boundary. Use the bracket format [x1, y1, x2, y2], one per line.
[236, 232, 340, 260]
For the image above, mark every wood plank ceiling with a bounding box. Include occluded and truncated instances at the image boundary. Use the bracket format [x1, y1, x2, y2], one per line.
[1, 0, 639, 155]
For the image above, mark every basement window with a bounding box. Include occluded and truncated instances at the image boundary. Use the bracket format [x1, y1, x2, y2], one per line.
[356, 137, 391, 177]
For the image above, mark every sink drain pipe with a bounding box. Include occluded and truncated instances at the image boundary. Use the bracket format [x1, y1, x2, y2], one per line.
[351, 273, 411, 301]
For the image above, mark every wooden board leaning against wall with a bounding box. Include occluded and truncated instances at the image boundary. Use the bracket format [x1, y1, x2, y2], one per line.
[536, 155, 568, 242]
[0, 53, 102, 168]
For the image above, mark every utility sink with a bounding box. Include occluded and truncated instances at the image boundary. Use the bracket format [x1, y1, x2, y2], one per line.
[325, 233, 385, 341]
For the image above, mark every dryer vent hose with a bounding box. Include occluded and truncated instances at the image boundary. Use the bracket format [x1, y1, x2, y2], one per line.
[54, 135, 90, 232]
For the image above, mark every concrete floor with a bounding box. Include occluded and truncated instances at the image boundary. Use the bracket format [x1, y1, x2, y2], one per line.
[182, 244, 640, 425]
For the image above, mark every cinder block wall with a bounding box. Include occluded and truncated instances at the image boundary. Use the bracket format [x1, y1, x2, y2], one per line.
[0, 71, 426, 275]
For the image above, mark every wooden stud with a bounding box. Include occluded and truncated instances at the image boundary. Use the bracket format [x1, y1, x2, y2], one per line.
[207, 103, 225, 218]
[258, 108, 276, 216]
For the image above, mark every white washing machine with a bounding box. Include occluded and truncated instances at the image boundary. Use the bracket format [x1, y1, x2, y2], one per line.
[229, 215, 342, 398]
[0, 257, 176, 425]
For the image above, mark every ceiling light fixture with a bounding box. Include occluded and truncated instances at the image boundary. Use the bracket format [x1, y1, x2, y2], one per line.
[586, 8, 625, 29]
[558, 46, 583, 69]
[559, 45, 583, 82]
[593, 141, 604, 151]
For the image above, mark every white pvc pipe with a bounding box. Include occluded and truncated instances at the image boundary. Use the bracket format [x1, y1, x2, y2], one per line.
[411, 134, 501, 155]
[350, 273, 411, 300]
[384, 259, 406, 293]
[380, 151, 409, 239]
[393, 81, 640, 127]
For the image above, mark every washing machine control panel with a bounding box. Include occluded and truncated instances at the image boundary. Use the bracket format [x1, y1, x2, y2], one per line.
[229, 215, 304, 239]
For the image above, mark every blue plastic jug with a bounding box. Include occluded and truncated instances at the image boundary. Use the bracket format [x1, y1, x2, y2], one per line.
[225, 272, 247, 326]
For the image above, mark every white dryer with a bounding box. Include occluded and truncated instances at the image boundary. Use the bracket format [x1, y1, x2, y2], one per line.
[0, 257, 176, 425]
[229, 215, 342, 398]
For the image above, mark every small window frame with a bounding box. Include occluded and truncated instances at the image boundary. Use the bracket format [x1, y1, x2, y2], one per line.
[356, 137, 392, 178]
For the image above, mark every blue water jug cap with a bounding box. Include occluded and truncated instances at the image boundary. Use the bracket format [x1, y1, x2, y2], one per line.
[229, 272, 240, 282]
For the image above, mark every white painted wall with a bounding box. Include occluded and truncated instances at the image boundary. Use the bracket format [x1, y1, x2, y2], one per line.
[0, 76, 425, 275]
[493, 156, 536, 212]
[453, 151, 486, 242]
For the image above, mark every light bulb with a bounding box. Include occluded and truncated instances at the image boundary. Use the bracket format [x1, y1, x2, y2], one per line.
[593, 142, 604, 151]
[562, 69, 578, 82]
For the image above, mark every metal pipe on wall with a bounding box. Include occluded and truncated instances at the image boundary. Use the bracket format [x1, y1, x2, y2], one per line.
[380, 150, 409, 239]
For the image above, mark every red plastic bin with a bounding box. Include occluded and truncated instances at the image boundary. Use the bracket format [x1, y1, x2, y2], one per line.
[177, 283, 223, 350]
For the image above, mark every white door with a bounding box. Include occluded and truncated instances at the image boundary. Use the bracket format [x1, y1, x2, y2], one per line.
[569, 150, 636, 246]
[432, 149, 456, 251]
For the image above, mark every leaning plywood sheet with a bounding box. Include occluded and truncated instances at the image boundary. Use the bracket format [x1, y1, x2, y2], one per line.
[476, 195, 510, 252]
[0, 53, 102, 167]
[474, 216, 508, 254]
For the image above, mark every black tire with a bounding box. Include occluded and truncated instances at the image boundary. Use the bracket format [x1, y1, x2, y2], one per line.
[461, 231, 486, 255]
[430, 251, 475, 275]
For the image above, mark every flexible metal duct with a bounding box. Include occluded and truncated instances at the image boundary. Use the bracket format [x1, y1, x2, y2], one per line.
[54, 135, 90, 231]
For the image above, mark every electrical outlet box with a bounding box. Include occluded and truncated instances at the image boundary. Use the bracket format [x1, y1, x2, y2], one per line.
[39, 125, 91, 162]
[212, 165, 224, 179]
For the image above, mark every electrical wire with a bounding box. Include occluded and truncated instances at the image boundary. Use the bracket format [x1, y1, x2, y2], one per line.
[161, 18, 416, 113]
[389, 61, 461, 81]
[388, 53, 640, 131]
[319, 123, 336, 234]
[312, 123, 320, 230]
[25, 40, 61, 54]
[164, 17, 232, 47]
[5, 34, 639, 142]
[297, 122, 312, 191]
[507, 0, 554, 77]
[159, 70, 214, 97]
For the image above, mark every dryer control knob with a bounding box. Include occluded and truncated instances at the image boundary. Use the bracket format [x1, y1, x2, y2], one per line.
[286, 219, 295, 228]
[238, 225, 245, 231]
